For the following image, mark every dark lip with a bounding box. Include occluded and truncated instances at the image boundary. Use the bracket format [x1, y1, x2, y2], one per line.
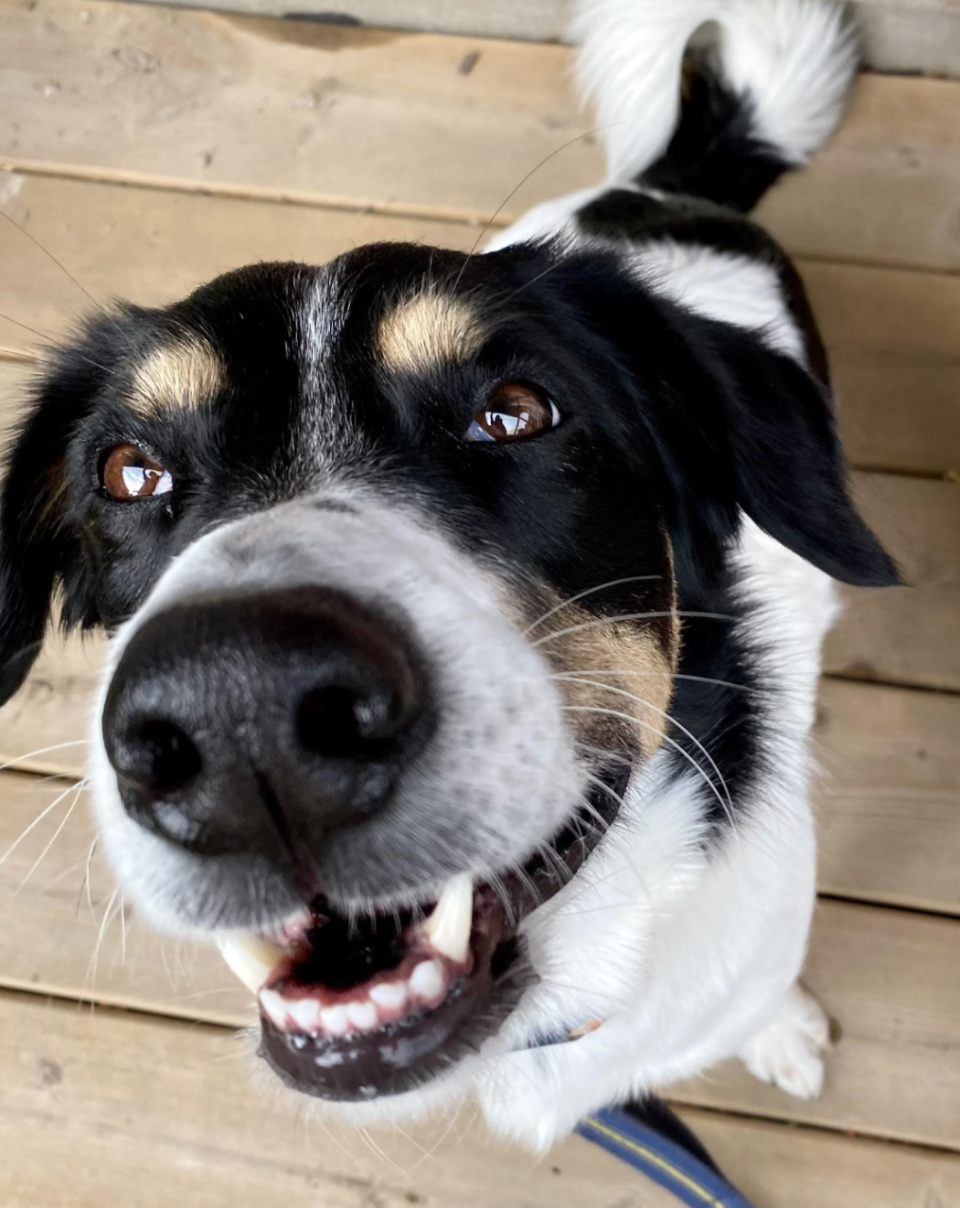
[257, 763, 629, 1101]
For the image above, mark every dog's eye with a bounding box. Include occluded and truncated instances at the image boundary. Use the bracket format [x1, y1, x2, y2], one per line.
[102, 444, 173, 501]
[464, 382, 560, 443]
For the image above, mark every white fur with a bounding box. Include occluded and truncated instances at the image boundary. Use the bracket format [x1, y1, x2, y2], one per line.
[492, 202, 807, 364]
[572, 0, 858, 180]
[631, 242, 807, 361]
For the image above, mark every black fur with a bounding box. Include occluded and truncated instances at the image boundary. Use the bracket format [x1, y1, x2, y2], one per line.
[641, 51, 792, 213]
[0, 50, 896, 842]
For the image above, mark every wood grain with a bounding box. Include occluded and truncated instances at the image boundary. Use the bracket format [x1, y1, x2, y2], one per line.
[801, 261, 960, 478]
[2, 174, 959, 476]
[828, 474, 960, 692]
[815, 679, 960, 915]
[1, 984, 958, 1208]
[1, 0, 959, 270]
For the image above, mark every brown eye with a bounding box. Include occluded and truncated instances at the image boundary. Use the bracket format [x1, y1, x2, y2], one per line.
[102, 444, 173, 501]
[464, 382, 561, 444]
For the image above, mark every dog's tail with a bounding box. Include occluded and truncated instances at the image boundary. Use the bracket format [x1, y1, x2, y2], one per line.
[572, 0, 858, 212]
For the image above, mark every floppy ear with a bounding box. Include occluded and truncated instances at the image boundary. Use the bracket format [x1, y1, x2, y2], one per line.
[651, 308, 901, 589]
[0, 344, 106, 704]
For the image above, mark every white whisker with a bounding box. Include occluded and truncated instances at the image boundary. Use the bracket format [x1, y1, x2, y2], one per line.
[564, 704, 737, 832]
[523, 575, 663, 636]
[560, 677, 735, 822]
[86, 887, 120, 1002]
[15, 778, 87, 894]
[532, 610, 733, 649]
[0, 740, 90, 775]
[0, 778, 83, 871]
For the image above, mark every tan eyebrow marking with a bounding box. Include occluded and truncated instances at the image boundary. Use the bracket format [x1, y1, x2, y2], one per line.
[377, 291, 484, 373]
[128, 337, 225, 415]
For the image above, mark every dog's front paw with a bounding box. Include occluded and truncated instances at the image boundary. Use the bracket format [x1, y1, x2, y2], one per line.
[738, 983, 830, 1100]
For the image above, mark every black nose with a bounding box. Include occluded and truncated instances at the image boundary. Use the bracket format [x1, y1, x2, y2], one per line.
[102, 587, 431, 874]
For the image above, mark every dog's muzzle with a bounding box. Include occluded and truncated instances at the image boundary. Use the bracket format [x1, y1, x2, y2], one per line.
[92, 498, 613, 1102]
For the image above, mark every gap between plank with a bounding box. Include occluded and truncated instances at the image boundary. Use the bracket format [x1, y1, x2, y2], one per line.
[823, 670, 960, 699]
[0, 159, 494, 231]
[675, 1102, 960, 1163]
[817, 891, 960, 924]
[3, 160, 957, 280]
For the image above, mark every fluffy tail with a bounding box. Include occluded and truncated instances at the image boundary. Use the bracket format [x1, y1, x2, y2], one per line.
[572, 0, 858, 212]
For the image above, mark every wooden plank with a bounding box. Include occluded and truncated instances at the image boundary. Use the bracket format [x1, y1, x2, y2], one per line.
[3, 173, 959, 477]
[0, 769, 252, 1025]
[684, 1107, 960, 1208]
[800, 261, 960, 478]
[826, 474, 960, 692]
[2, 986, 959, 1208]
[753, 71, 960, 271]
[1, 0, 959, 271]
[668, 900, 960, 1152]
[1, 770, 959, 1149]
[815, 679, 960, 915]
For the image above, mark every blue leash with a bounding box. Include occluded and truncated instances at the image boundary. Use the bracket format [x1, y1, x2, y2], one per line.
[528, 1028, 758, 1207]
[577, 1102, 757, 1208]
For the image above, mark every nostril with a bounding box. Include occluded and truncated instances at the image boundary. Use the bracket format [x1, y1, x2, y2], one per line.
[123, 718, 203, 794]
[296, 684, 403, 761]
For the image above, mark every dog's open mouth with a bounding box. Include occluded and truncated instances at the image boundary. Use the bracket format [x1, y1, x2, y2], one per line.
[215, 773, 625, 1101]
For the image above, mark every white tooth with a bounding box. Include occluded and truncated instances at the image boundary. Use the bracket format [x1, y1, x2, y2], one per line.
[369, 982, 407, 1011]
[288, 998, 323, 1033]
[216, 932, 288, 994]
[409, 959, 444, 1003]
[423, 873, 473, 964]
[259, 988, 289, 1030]
[346, 1000, 378, 1031]
[320, 1005, 350, 1036]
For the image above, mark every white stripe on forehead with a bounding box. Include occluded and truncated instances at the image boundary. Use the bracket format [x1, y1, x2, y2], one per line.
[297, 262, 366, 467]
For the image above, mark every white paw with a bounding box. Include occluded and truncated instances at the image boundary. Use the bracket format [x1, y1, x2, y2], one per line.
[738, 983, 830, 1101]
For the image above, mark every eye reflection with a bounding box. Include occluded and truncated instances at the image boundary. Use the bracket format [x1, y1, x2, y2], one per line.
[463, 382, 560, 444]
[102, 444, 173, 501]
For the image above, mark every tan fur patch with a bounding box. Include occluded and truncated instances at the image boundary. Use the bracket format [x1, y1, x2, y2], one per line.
[377, 291, 483, 373]
[129, 338, 224, 415]
[523, 556, 680, 763]
[544, 602, 678, 759]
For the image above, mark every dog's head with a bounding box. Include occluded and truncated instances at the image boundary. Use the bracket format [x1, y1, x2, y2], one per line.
[0, 241, 896, 1104]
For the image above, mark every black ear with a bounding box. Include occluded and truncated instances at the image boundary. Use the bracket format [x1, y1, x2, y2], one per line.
[655, 311, 901, 589]
[0, 344, 106, 704]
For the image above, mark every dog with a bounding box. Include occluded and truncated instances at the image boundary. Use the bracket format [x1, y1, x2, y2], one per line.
[0, 0, 897, 1152]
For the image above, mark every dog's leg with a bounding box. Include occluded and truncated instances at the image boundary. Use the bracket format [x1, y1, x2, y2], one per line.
[737, 981, 830, 1100]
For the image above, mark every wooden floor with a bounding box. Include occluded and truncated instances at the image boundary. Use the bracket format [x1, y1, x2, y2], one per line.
[0, 2, 959, 1204]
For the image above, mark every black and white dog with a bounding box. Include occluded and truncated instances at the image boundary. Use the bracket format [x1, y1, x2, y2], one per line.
[0, 0, 896, 1150]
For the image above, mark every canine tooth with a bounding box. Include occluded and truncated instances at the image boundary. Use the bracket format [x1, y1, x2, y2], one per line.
[346, 1000, 378, 1031]
[216, 932, 288, 994]
[369, 982, 407, 1011]
[320, 1005, 350, 1036]
[259, 988, 289, 1029]
[409, 959, 444, 1003]
[288, 998, 322, 1033]
[423, 873, 473, 964]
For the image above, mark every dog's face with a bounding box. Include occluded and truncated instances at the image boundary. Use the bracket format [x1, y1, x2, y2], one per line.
[0, 240, 895, 1106]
